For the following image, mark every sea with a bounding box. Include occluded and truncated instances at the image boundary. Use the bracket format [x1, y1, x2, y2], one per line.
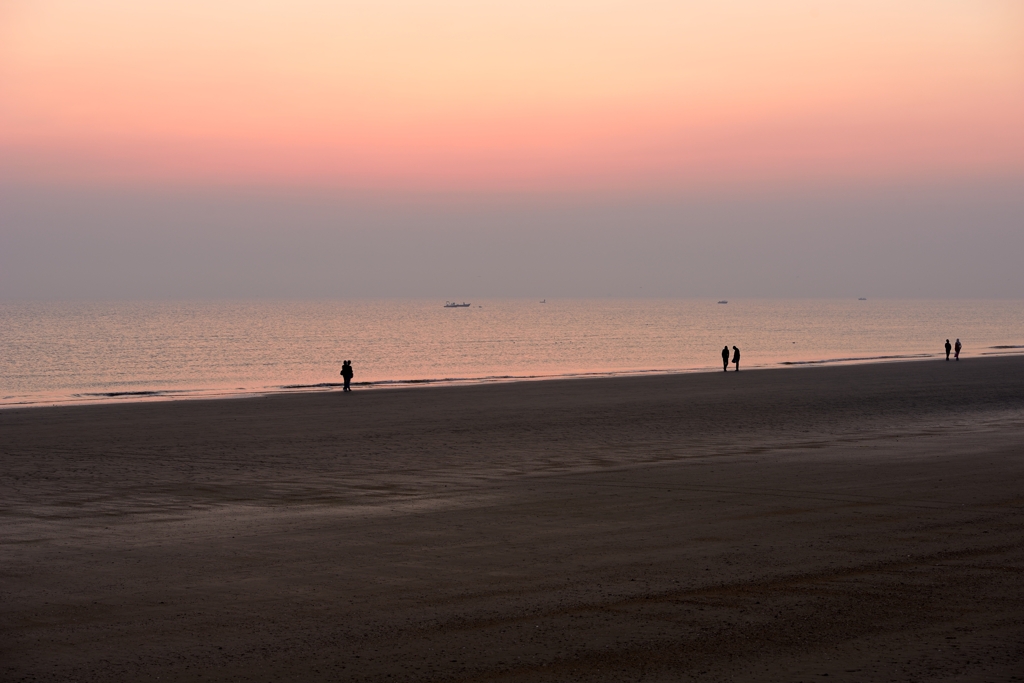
[2, 298, 1022, 408]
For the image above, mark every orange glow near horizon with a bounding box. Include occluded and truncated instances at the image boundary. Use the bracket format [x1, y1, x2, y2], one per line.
[2, 0, 1022, 192]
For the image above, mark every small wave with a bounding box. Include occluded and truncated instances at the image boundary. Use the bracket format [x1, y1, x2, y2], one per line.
[990, 345, 1024, 349]
[361, 370, 661, 386]
[77, 390, 167, 397]
[353, 377, 512, 387]
[368, 375, 534, 385]
[779, 353, 931, 366]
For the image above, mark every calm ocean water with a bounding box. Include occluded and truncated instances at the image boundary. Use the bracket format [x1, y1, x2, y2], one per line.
[2, 299, 1022, 407]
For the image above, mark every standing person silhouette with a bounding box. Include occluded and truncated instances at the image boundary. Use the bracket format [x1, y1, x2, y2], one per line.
[954, 339, 962, 361]
[945, 339, 952, 361]
[732, 346, 740, 372]
[340, 360, 354, 391]
[721, 346, 730, 372]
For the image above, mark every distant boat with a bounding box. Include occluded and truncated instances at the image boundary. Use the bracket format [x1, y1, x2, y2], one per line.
[540, 299, 546, 303]
[718, 300, 728, 304]
[444, 301, 471, 308]
[858, 297, 867, 301]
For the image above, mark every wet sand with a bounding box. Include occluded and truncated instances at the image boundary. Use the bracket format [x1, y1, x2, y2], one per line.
[2, 357, 1024, 682]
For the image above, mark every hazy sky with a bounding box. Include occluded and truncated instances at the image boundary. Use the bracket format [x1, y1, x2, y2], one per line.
[2, 1, 1022, 299]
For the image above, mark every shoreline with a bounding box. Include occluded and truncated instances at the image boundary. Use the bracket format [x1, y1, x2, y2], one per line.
[4, 347, 1023, 410]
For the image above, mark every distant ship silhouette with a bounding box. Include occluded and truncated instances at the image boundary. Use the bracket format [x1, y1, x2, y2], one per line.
[718, 300, 728, 304]
[444, 301, 471, 308]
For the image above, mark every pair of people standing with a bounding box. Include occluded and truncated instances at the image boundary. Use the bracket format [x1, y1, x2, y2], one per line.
[721, 345, 740, 372]
[944, 339, 962, 361]
[340, 360, 354, 391]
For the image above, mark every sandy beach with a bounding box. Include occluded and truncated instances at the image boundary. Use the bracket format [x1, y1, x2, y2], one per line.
[2, 357, 1023, 682]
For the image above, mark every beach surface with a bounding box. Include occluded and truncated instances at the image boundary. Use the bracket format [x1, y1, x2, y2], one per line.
[2, 357, 1023, 682]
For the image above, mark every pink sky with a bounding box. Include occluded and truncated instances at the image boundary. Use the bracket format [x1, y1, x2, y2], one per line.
[2, 0, 1022, 192]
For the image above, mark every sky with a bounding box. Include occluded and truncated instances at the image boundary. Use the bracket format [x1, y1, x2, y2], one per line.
[2, 1, 1023, 299]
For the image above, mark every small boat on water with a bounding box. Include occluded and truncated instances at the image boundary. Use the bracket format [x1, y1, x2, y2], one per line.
[540, 299, 546, 303]
[444, 301, 471, 308]
[718, 300, 728, 304]
[858, 297, 867, 301]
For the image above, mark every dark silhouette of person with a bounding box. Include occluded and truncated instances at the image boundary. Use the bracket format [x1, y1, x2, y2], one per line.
[721, 345, 730, 372]
[340, 360, 354, 391]
[732, 346, 740, 372]
[945, 339, 952, 361]
[954, 339, 961, 361]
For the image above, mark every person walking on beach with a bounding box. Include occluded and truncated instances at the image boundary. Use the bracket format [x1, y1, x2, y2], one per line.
[721, 345, 730, 372]
[945, 339, 952, 361]
[732, 346, 740, 372]
[954, 339, 962, 361]
[340, 360, 354, 392]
